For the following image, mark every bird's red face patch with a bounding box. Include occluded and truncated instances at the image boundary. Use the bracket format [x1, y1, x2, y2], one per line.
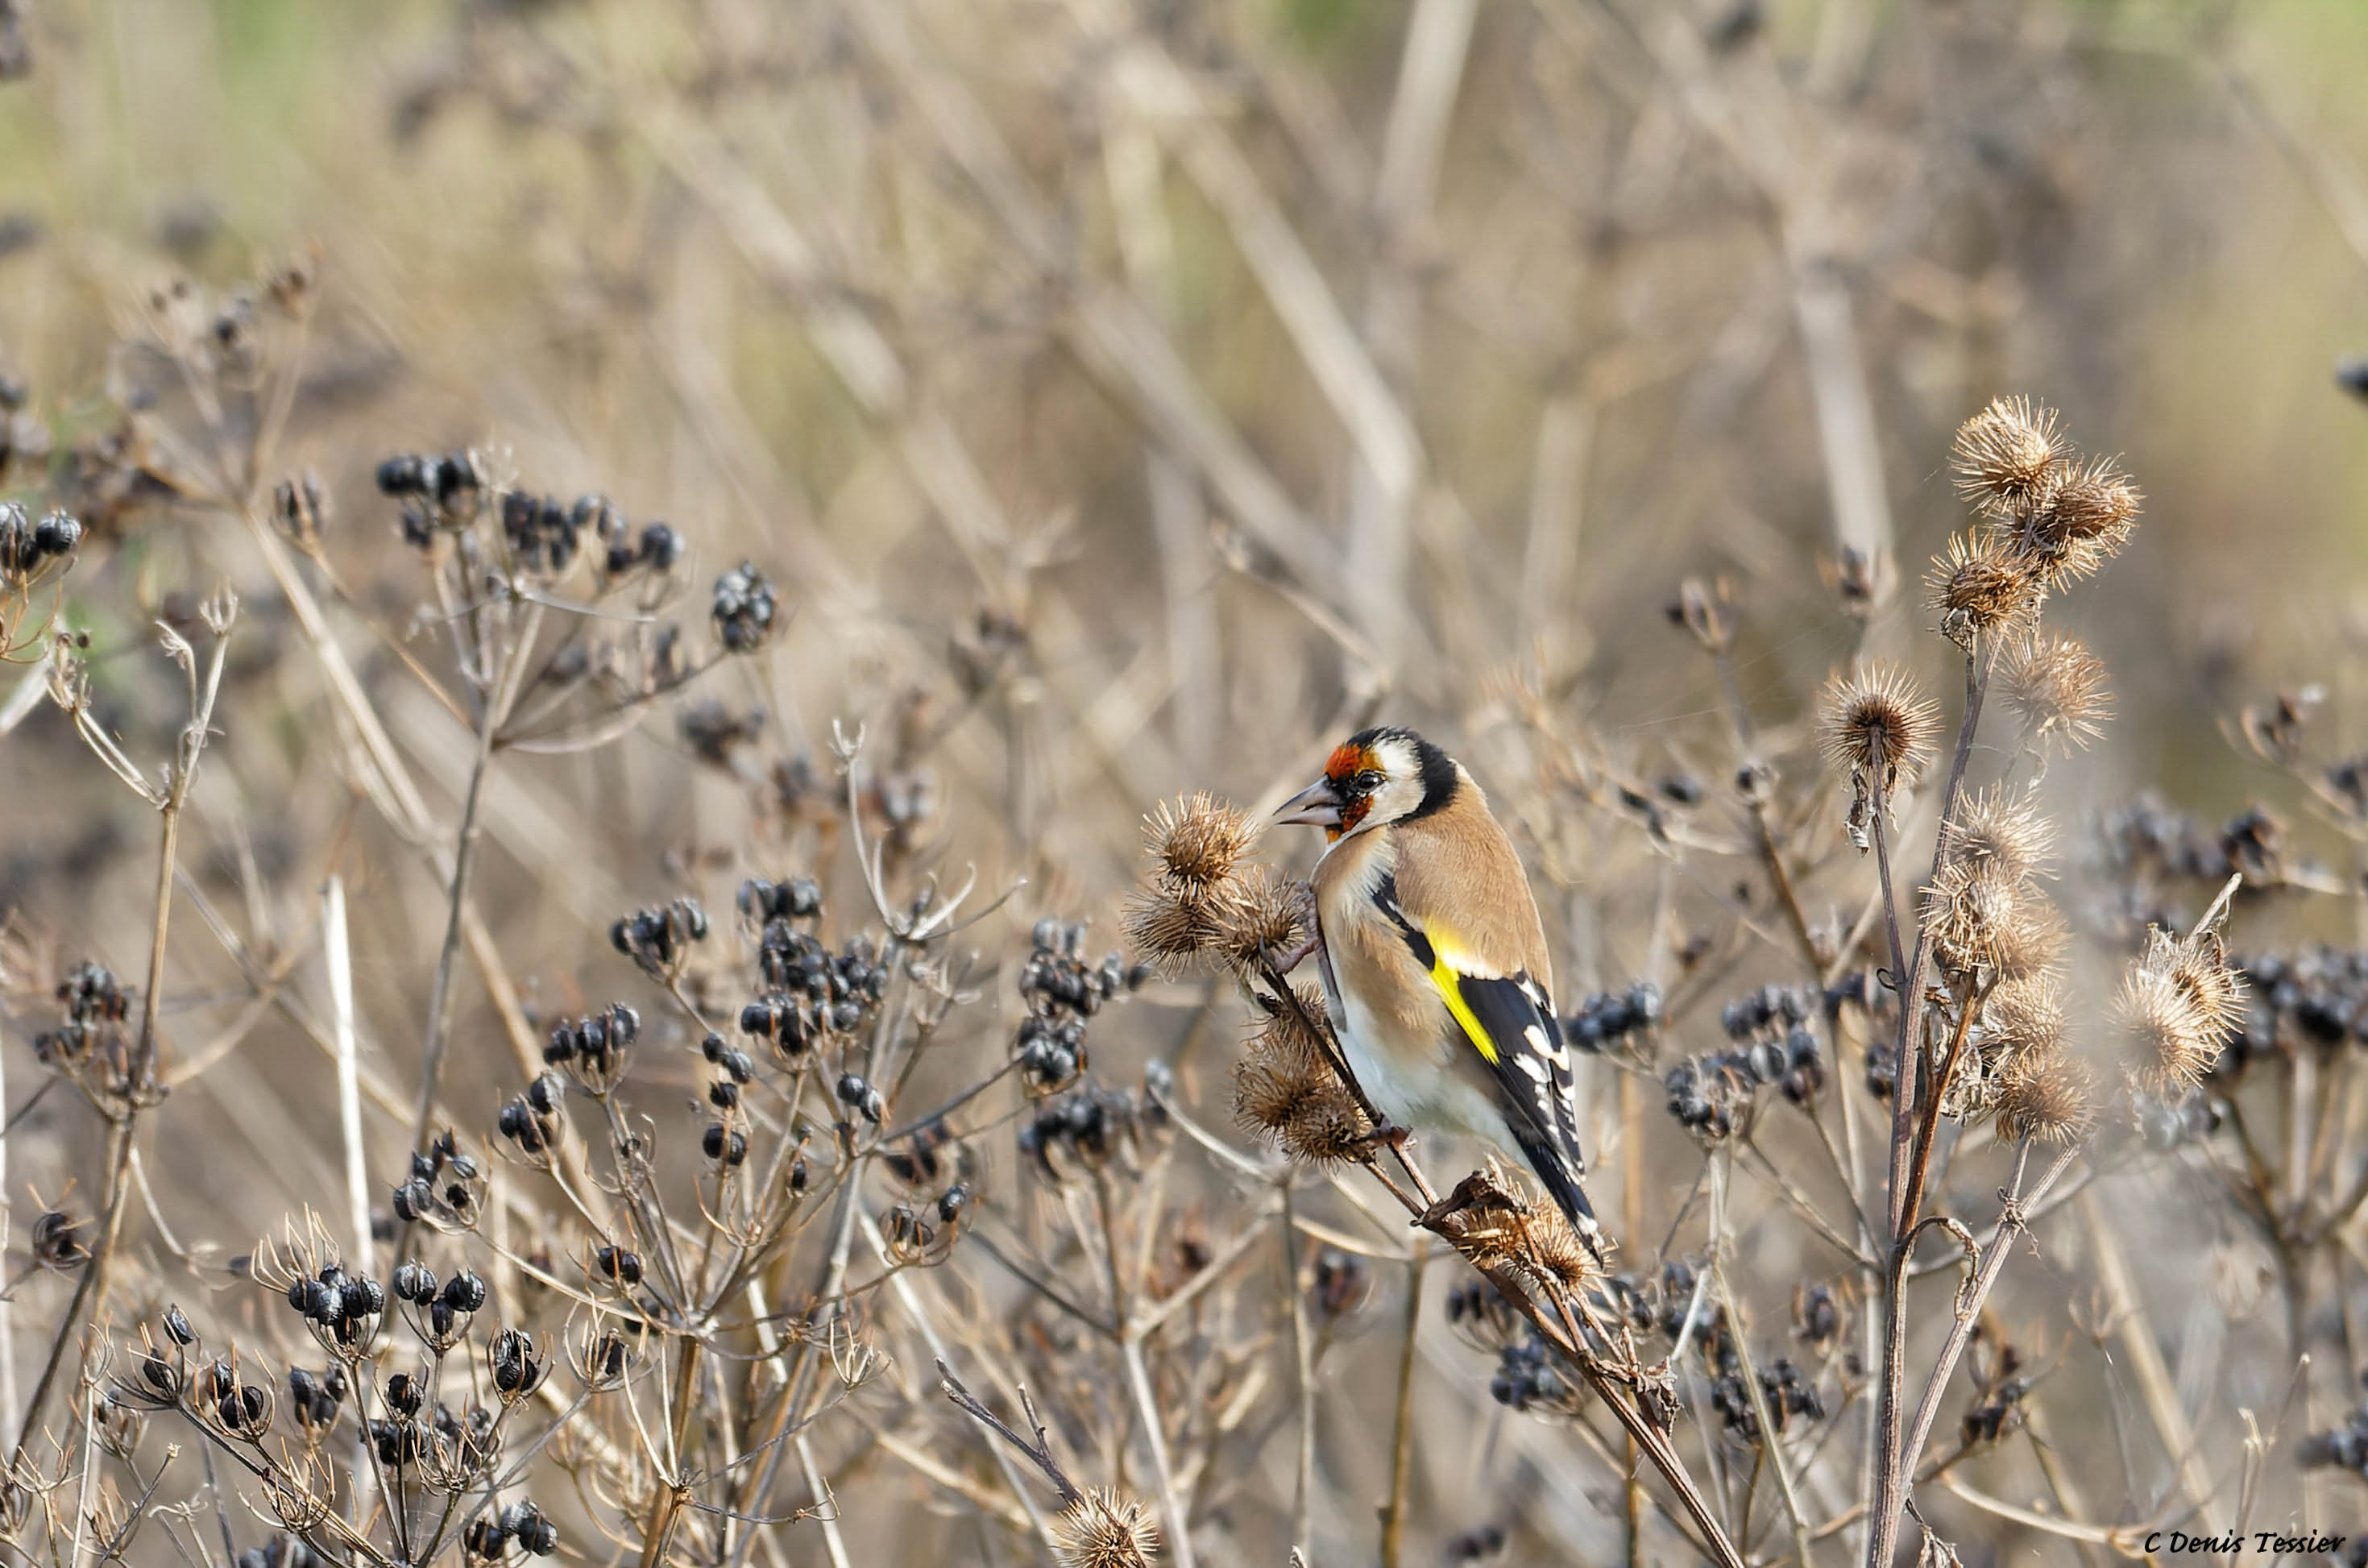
[1323, 744, 1379, 839]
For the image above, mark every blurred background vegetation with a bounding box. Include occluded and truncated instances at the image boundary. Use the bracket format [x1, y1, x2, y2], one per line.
[7, 0, 2368, 1562]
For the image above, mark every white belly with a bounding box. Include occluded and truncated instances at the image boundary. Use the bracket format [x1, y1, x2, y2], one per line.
[1319, 948, 1512, 1158]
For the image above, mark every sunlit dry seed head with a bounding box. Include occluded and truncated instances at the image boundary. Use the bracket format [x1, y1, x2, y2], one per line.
[1208, 865, 1307, 973]
[1517, 1197, 1602, 1290]
[1049, 1487, 1160, 1568]
[2016, 457, 2141, 587]
[1950, 785, 2055, 883]
[1815, 662, 1941, 789]
[1142, 792, 1255, 896]
[2152, 928, 2248, 1044]
[1122, 885, 1219, 977]
[1979, 974, 2068, 1064]
[2113, 964, 2219, 1095]
[2002, 630, 2112, 756]
[1922, 861, 2025, 975]
[1926, 531, 2040, 649]
[1232, 989, 1371, 1165]
[1952, 396, 2067, 516]
[1989, 890, 2070, 981]
[1994, 1047, 2094, 1145]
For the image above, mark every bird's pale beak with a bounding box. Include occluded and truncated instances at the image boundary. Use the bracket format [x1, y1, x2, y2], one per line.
[1273, 778, 1343, 829]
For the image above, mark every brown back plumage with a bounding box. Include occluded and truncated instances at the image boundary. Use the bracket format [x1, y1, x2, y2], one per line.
[1387, 771, 1553, 989]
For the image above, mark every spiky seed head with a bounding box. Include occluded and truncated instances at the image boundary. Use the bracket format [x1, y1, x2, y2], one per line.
[1951, 785, 2055, 883]
[1926, 531, 2040, 649]
[1994, 1047, 2094, 1145]
[1208, 866, 1307, 974]
[1922, 861, 2025, 975]
[1232, 989, 1371, 1165]
[1951, 396, 2067, 516]
[2012, 457, 2141, 588]
[1989, 891, 2071, 981]
[1816, 662, 1941, 789]
[2002, 631, 2112, 756]
[1122, 886, 1219, 977]
[1979, 974, 2068, 1064]
[2113, 964, 2221, 1096]
[1049, 1488, 1160, 1568]
[2155, 928, 2248, 1043]
[1142, 793, 1255, 896]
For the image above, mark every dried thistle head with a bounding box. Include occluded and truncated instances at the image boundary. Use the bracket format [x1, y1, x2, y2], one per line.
[1050, 1487, 1160, 1568]
[2013, 457, 2142, 588]
[1952, 396, 2067, 516]
[1990, 891, 2070, 981]
[1950, 785, 2055, 882]
[1980, 974, 2068, 1064]
[1816, 662, 1941, 790]
[1922, 861, 2026, 976]
[1994, 1047, 2093, 1145]
[1122, 886, 1221, 978]
[2152, 927, 2248, 1043]
[1926, 531, 2039, 649]
[2001, 630, 2111, 756]
[2113, 964, 2221, 1096]
[1232, 989, 1371, 1164]
[1143, 792, 1255, 897]
[1207, 865, 1308, 973]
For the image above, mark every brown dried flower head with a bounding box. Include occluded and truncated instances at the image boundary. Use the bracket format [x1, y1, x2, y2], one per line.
[1816, 661, 1941, 790]
[1952, 396, 2067, 516]
[2002, 630, 2112, 757]
[1950, 784, 2055, 883]
[1050, 1487, 1161, 1568]
[1208, 865, 1308, 973]
[1922, 860, 2026, 975]
[2153, 928, 2247, 1044]
[1994, 1047, 2094, 1145]
[1980, 973, 2068, 1065]
[1926, 530, 2039, 649]
[1232, 989, 1371, 1165]
[1142, 792, 1255, 896]
[2113, 961, 2221, 1096]
[1122, 886, 1220, 978]
[2013, 456, 2142, 588]
[1989, 891, 2071, 981]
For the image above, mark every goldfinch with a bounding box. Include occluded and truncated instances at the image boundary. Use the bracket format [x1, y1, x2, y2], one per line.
[1275, 726, 1602, 1254]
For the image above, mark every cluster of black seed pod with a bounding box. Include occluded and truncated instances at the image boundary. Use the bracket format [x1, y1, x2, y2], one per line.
[388, 1258, 487, 1347]
[591, 1244, 644, 1291]
[2222, 947, 2368, 1072]
[703, 1117, 751, 1167]
[1692, 1306, 1824, 1442]
[1444, 1278, 1528, 1350]
[545, 1003, 640, 1095]
[1960, 1342, 2030, 1446]
[883, 1119, 961, 1189]
[1590, 1260, 1704, 1349]
[611, 898, 707, 981]
[1014, 919, 1146, 1094]
[1018, 1075, 1171, 1180]
[29, 1209, 88, 1269]
[202, 1359, 271, 1437]
[378, 450, 484, 545]
[496, 1072, 566, 1162]
[833, 1071, 885, 1126]
[496, 492, 583, 575]
[1563, 980, 1662, 1053]
[1664, 1043, 1802, 1141]
[392, 1133, 487, 1230]
[234, 1537, 319, 1568]
[2096, 792, 2294, 898]
[700, 1031, 756, 1111]
[1679, 984, 1829, 1107]
[31, 960, 134, 1093]
[1487, 1331, 1588, 1418]
[286, 1365, 346, 1437]
[711, 560, 778, 653]
[466, 1500, 559, 1559]
[740, 908, 886, 1061]
[286, 1261, 386, 1350]
[0, 502, 81, 585]
[884, 1181, 972, 1263]
[488, 1327, 546, 1402]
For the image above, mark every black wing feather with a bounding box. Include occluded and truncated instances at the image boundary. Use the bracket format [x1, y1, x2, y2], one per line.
[1371, 876, 1603, 1254]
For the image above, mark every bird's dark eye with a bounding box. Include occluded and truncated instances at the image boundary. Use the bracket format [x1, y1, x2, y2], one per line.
[1354, 769, 1386, 791]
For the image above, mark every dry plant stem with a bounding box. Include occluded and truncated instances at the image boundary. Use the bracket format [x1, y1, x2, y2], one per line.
[1893, 1144, 2075, 1498]
[1122, 1335, 1198, 1568]
[1710, 1155, 1817, 1567]
[2077, 1188, 2217, 1519]
[1378, 1243, 1425, 1568]
[1280, 1184, 1316, 1558]
[1866, 649, 1988, 1568]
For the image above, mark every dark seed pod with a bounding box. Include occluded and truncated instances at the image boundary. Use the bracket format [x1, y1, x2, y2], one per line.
[442, 1270, 488, 1314]
[393, 1260, 438, 1304]
[162, 1304, 196, 1346]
